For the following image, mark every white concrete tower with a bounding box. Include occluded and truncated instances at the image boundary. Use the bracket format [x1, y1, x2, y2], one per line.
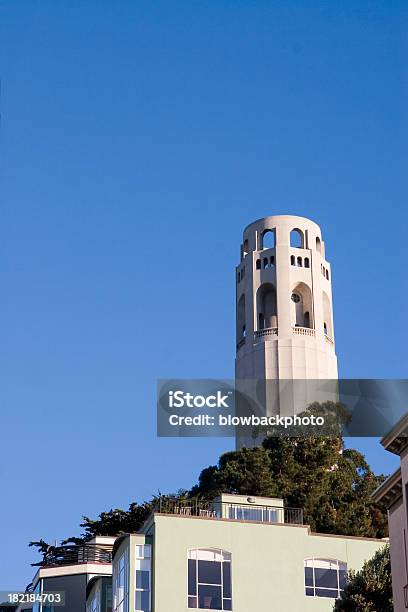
[235, 215, 338, 402]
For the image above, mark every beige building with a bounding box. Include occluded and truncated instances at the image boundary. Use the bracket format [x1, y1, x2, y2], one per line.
[373, 414, 408, 612]
[112, 493, 385, 612]
[15, 536, 114, 612]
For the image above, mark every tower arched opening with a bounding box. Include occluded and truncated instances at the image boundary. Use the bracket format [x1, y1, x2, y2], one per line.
[290, 228, 304, 248]
[237, 294, 246, 340]
[323, 292, 333, 337]
[261, 229, 275, 250]
[291, 282, 313, 328]
[256, 283, 277, 330]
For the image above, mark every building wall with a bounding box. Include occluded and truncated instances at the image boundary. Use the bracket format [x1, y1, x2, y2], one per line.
[42, 574, 88, 612]
[150, 515, 384, 612]
[388, 498, 406, 612]
[390, 446, 408, 611]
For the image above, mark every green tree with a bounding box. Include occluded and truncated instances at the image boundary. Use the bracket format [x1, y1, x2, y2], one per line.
[30, 435, 388, 557]
[192, 437, 388, 538]
[333, 545, 392, 611]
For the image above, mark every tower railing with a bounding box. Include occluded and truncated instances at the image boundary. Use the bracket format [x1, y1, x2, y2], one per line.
[254, 327, 278, 341]
[292, 326, 316, 337]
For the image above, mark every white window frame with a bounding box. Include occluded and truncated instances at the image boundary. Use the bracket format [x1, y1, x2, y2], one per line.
[304, 558, 347, 599]
[113, 549, 129, 612]
[135, 544, 151, 612]
[188, 548, 232, 610]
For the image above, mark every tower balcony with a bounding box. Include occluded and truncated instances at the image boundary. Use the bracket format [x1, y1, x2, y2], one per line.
[292, 326, 316, 338]
[253, 327, 278, 342]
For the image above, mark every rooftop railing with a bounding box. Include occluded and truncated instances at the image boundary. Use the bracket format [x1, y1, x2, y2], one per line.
[33, 543, 113, 567]
[156, 499, 303, 526]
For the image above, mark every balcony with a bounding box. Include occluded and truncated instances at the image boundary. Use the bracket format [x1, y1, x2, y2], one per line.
[155, 498, 303, 526]
[33, 543, 113, 568]
[293, 326, 316, 338]
[254, 327, 278, 342]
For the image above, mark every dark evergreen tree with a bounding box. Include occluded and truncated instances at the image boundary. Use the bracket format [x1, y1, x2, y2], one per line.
[333, 546, 392, 612]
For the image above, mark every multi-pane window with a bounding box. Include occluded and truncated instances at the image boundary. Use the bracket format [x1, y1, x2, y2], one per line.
[227, 504, 280, 523]
[188, 548, 232, 610]
[135, 544, 151, 612]
[113, 549, 129, 612]
[106, 585, 113, 612]
[304, 558, 347, 599]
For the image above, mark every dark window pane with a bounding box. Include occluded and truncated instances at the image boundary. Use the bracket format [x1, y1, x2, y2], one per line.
[315, 568, 338, 589]
[304, 567, 313, 587]
[198, 560, 222, 585]
[222, 563, 231, 598]
[188, 559, 197, 595]
[339, 570, 347, 589]
[136, 570, 150, 590]
[223, 599, 232, 610]
[315, 588, 338, 598]
[198, 584, 222, 609]
[188, 596, 198, 608]
[305, 587, 314, 596]
[136, 589, 150, 611]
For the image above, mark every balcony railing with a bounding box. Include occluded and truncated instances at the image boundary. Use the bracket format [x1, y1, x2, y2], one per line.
[156, 499, 303, 526]
[33, 544, 113, 567]
[254, 327, 278, 341]
[293, 326, 315, 337]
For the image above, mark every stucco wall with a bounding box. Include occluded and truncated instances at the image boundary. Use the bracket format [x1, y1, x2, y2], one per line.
[151, 514, 384, 612]
[388, 498, 406, 612]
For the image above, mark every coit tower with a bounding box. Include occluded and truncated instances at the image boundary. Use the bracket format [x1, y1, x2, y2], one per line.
[235, 215, 338, 424]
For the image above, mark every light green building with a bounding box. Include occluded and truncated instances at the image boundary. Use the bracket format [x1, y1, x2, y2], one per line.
[111, 493, 385, 612]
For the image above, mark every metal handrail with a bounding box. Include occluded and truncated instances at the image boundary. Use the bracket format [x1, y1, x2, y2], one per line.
[156, 498, 303, 525]
[34, 544, 113, 567]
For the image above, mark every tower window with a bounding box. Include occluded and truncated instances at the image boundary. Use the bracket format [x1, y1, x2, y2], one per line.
[243, 239, 249, 257]
[290, 228, 304, 248]
[326, 269, 329, 280]
[304, 258, 310, 268]
[291, 293, 301, 303]
[263, 258, 268, 269]
[256, 259, 261, 270]
[316, 237, 322, 253]
[290, 255, 295, 266]
[188, 549, 232, 610]
[270, 256, 275, 266]
[261, 229, 275, 249]
[297, 257, 303, 267]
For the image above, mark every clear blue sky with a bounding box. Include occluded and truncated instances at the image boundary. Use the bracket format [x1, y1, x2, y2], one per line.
[1, 0, 406, 589]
